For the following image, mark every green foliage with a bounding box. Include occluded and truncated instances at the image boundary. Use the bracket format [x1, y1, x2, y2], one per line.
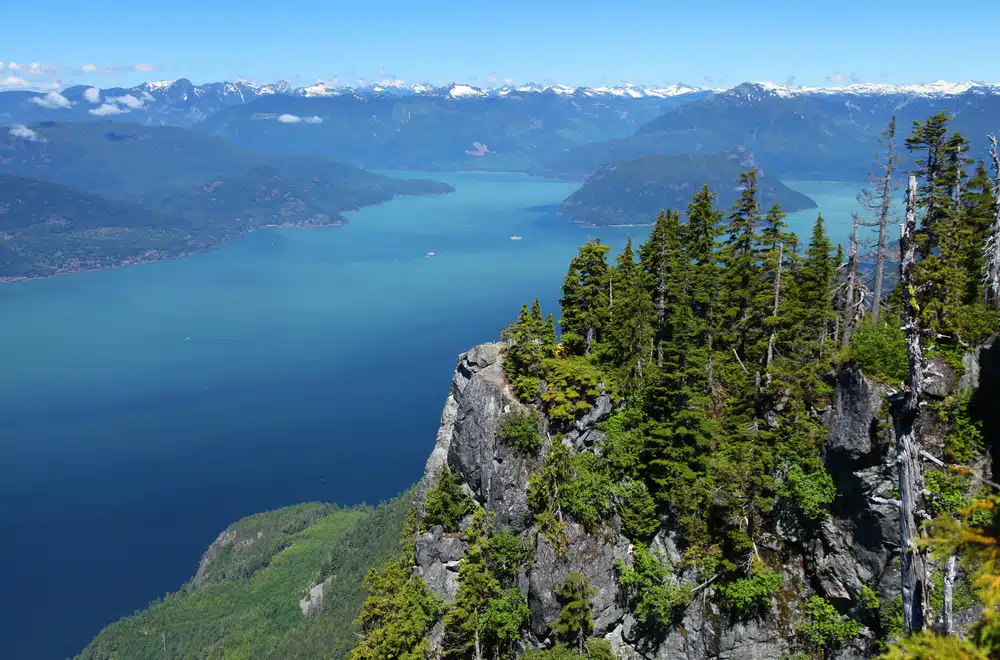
[615, 479, 660, 542]
[423, 468, 474, 532]
[925, 468, 974, 518]
[528, 441, 573, 556]
[499, 410, 543, 455]
[81, 496, 414, 660]
[540, 356, 608, 427]
[780, 464, 836, 522]
[849, 319, 910, 382]
[480, 589, 530, 660]
[598, 409, 646, 482]
[483, 529, 535, 586]
[502, 299, 558, 402]
[551, 572, 596, 652]
[716, 565, 783, 618]
[615, 546, 692, 633]
[559, 452, 614, 532]
[879, 596, 905, 644]
[860, 585, 880, 612]
[796, 595, 861, 652]
[522, 639, 615, 659]
[938, 392, 987, 464]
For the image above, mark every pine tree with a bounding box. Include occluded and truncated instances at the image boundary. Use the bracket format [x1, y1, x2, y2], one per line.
[684, 185, 724, 393]
[560, 240, 611, 356]
[551, 572, 595, 655]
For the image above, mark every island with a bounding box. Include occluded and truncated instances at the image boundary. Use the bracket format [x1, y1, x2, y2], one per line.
[557, 147, 816, 226]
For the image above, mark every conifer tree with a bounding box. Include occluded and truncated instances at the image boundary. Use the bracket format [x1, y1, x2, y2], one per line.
[560, 240, 611, 356]
[551, 572, 595, 655]
[609, 236, 654, 395]
[720, 170, 763, 358]
[797, 215, 836, 353]
[684, 185, 724, 392]
[906, 111, 953, 255]
[443, 509, 502, 660]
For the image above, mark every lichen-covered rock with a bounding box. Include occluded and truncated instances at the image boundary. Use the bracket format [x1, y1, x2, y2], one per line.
[527, 523, 631, 640]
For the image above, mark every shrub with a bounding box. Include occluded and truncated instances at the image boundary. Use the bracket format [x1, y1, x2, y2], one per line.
[499, 410, 542, 455]
[796, 595, 861, 651]
[716, 565, 783, 618]
[849, 319, 909, 383]
[422, 468, 474, 532]
[781, 464, 836, 522]
[615, 546, 691, 633]
[560, 452, 614, 531]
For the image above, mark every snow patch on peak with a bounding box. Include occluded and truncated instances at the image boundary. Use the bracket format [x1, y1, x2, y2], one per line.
[447, 84, 485, 98]
[142, 80, 176, 91]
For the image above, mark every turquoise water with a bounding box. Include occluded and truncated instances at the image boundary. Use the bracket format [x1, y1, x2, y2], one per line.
[0, 173, 869, 658]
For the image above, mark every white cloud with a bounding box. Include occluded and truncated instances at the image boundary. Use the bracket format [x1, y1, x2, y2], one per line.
[826, 72, 845, 83]
[10, 124, 44, 142]
[1, 75, 29, 88]
[275, 114, 322, 124]
[7, 61, 20, 71]
[110, 94, 144, 109]
[140, 91, 155, 101]
[31, 91, 73, 109]
[88, 102, 129, 116]
[83, 87, 101, 103]
[0, 61, 5, 70]
[77, 63, 158, 75]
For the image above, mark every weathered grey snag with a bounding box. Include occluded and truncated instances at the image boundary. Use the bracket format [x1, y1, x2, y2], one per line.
[765, 243, 783, 387]
[943, 554, 957, 634]
[894, 174, 928, 634]
[841, 217, 861, 350]
[871, 117, 898, 325]
[985, 135, 1000, 309]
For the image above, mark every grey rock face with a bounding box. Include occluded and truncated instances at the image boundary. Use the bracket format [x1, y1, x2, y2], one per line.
[414, 525, 467, 603]
[527, 523, 631, 640]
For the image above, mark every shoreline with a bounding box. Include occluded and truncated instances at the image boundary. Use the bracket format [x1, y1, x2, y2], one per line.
[0, 219, 349, 284]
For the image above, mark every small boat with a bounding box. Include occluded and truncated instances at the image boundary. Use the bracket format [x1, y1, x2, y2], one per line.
[425, 251, 436, 258]
[510, 235, 522, 241]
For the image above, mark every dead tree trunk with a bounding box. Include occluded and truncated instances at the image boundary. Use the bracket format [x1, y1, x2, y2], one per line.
[943, 554, 957, 634]
[985, 135, 1000, 309]
[765, 243, 783, 387]
[894, 175, 928, 634]
[841, 217, 861, 350]
[872, 117, 898, 325]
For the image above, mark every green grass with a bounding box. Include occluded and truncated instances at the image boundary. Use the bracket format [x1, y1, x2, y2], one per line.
[78, 492, 413, 660]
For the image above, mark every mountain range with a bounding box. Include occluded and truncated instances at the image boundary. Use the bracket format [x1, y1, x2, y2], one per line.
[4, 78, 1000, 181]
[0, 121, 452, 280]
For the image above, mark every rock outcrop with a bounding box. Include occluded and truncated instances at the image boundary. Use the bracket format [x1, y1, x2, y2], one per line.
[410, 341, 995, 659]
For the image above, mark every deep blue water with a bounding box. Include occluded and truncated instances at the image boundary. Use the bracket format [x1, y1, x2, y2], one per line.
[0, 172, 870, 659]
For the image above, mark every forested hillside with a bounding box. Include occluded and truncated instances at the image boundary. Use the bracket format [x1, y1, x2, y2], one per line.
[350, 111, 1000, 659]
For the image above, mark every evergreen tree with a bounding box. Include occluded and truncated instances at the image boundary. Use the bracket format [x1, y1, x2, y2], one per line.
[720, 170, 763, 358]
[551, 572, 595, 655]
[560, 240, 611, 356]
[906, 111, 953, 255]
[424, 468, 474, 532]
[684, 185, 724, 392]
[480, 589, 530, 660]
[609, 236, 654, 396]
[351, 549, 442, 660]
[796, 214, 836, 354]
[443, 509, 502, 659]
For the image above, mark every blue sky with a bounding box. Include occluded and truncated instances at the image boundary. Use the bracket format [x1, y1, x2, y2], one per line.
[3, 0, 999, 90]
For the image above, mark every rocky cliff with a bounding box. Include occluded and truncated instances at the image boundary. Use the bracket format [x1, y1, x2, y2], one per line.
[409, 339, 999, 658]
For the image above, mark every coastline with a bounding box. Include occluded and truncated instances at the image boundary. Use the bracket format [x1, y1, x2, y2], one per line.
[0, 219, 349, 284]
